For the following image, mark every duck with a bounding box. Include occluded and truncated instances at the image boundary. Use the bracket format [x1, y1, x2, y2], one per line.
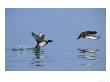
[32, 32, 53, 48]
[77, 31, 100, 40]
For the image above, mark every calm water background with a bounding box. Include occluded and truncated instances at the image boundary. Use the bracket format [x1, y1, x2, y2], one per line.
[5, 8, 106, 71]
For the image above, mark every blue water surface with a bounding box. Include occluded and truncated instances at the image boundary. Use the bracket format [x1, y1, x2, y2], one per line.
[5, 8, 106, 71]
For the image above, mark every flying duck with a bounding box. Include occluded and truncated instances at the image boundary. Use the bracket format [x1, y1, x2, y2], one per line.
[32, 32, 53, 48]
[77, 31, 100, 40]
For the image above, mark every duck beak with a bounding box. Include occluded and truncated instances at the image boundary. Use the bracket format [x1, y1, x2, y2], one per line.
[48, 40, 53, 42]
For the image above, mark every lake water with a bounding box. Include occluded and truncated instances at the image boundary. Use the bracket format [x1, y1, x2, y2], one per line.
[5, 8, 106, 71]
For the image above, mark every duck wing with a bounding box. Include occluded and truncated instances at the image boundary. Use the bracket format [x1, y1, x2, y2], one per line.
[85, 31, 97, 35]
[32, 32, 39, 41]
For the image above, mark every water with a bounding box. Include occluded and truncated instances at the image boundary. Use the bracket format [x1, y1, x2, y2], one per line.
[5, 8, 106, 71]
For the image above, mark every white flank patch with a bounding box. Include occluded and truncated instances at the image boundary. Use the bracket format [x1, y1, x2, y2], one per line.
[85, 35, 100, 40]
[39, 41, 46, 47]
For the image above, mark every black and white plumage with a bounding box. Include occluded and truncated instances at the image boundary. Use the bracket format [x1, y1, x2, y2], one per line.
[32, 32, 53, 48]
[77, 31, 100, 40]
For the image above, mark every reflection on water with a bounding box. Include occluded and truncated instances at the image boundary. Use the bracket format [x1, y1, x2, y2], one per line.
[78, 48, 98, 60]
[79, 54, 96, 60]
[31, 47, 47, 67]
[77, 48, 99, 54]
[10, 47, 48, 67]
[80, 62, 96, 66]
[5, 45, 105, 71]
[6, 47, 49, 70]
[77, 48, 97, 68]
[32, 47, 43, 59]
[5, 43, 104, 71]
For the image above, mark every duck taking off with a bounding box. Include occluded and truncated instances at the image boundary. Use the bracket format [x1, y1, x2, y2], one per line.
[77, 31, 100, 40]
[32, 32, 53, 48]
